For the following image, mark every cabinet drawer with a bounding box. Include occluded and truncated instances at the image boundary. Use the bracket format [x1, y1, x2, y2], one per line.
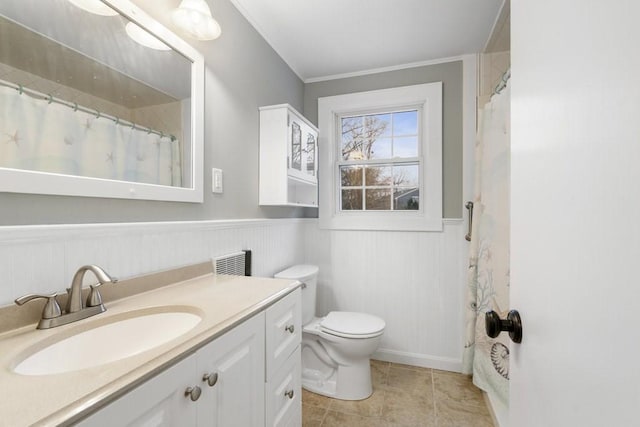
[265, 288, 301, 380]
[265, 346, 301, 427]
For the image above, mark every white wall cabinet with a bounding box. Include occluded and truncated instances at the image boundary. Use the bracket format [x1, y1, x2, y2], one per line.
[259, 104, 319, 207]
[78, 289, 301, 427]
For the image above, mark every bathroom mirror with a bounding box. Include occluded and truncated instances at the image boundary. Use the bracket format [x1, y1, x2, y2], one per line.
[0, 0, 204, 202]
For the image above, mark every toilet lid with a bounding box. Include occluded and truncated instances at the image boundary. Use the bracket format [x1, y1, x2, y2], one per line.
[320, 312, 385, 337]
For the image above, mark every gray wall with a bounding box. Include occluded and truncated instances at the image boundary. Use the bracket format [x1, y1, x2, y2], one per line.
[303, 61, 463, 218]
[0, 0, 309, 225]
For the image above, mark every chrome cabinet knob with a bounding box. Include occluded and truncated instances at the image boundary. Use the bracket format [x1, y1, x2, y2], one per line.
[202, 372, 218, 387]
[285, 324, 295, 334]
[14, 292, 62, 319]
[185, 386, 202, 402]
[284, 389, 294, 399]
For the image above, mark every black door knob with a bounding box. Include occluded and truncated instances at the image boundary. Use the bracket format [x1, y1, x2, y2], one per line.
[485, 310, 522, 343]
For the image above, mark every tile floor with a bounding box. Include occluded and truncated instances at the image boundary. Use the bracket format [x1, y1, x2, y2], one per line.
[302, 360, 495, 427]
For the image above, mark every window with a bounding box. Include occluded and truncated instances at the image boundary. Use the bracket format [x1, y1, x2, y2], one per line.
[339, 110, 420, 211]
[318, 83, 442, 231]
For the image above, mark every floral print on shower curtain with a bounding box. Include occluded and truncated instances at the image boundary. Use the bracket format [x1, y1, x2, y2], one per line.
[462, 81, 511, 406]
[0, 85, 181, 186]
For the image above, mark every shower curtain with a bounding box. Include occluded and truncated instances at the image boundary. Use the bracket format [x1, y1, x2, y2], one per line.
[0, 85, 181, 186]
[462, 81, 510, 406]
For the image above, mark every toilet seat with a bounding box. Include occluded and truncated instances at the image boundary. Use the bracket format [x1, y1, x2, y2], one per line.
[319, 312, 385, 339]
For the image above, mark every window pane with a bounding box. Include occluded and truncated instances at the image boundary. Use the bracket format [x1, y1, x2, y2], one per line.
[364, 113, 391, 137]
[341, 117, 363, 160]
[368, 137, 392, 159]
[342, 189, 363, 210]
[341, 165, 363, 186]
[393, 136, 418, 158]
[365, 166, 392, 186]
[366, 189, 391, 210]
[393, 110, 418, 135]
[291, 122, 301, 169]
[394, 188, 419, 210]
[306, 134, 316, 176]
[393, 164, 419, 187]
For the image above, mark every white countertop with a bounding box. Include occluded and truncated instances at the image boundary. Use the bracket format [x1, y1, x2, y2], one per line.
[0, 273, 299, 427]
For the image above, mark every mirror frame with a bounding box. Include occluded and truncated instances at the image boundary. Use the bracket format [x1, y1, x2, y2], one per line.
[0, 0, 205, 203]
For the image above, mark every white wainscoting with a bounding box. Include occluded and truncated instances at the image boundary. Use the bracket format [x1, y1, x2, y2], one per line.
[0, 218, 469, 374]
[0, 219, 308, 306]
[303, 219, 467, 372]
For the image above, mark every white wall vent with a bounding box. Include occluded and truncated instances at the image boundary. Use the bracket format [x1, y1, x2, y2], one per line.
[214, 250, 251, 276]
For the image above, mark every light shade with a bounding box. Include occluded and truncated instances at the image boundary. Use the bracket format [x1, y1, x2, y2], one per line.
[125, 22, 171, 51]
[67, 0, 118, 16]
[172, 0, 222, 41]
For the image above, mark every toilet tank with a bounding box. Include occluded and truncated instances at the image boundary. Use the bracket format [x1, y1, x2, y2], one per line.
[274, 264, 318, 325]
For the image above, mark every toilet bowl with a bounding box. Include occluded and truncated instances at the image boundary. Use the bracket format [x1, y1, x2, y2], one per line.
[275, 265, 385, 400]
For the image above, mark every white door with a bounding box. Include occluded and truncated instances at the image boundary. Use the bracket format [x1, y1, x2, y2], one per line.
[511, 1, 640, 426]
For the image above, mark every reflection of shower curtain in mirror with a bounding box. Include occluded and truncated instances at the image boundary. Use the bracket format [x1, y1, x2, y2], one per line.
[0, 86, 181, 186]
[462, 81, 510, 406]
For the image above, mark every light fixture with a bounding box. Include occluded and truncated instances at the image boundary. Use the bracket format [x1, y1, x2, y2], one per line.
[125, 22, 171, 51]
[172, 0, 222, 41]
[67, 0, 118, 16]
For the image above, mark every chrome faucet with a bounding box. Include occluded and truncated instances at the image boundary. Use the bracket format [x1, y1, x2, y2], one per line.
[15, 265, 117, 329]
[67, 264, 116, 313]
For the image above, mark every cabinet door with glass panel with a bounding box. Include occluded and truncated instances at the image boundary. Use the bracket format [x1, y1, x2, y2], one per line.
[288, 111, 318, 184]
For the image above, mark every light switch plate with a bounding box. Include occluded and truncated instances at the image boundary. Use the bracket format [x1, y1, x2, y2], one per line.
[212, 168, 223, 193]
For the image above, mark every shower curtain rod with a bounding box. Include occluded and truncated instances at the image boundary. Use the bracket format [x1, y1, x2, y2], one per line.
[0, 78, 176, 142]
[492, 68, 511, 96]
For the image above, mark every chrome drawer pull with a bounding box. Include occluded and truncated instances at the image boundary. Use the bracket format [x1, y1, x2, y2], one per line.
[285, 324, 295, 333]
[203, 372, 219, 387]
[284, 389, 294, 399]
[185, 386, 202, 402]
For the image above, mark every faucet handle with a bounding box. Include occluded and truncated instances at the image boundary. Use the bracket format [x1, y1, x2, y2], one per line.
[85, 275, 118, 307]
[15, 292, 62, 319]
[86, 284, 103, 307]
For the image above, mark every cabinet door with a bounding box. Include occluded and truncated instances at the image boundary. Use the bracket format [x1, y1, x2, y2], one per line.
[265, 288, 301, 380]
[266, 346, 301, 427]
[76, 353, 197, 427]
[196, 312, 265, 427]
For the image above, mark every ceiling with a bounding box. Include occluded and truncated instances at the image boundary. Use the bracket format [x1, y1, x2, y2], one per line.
[229, 0, 505, 82]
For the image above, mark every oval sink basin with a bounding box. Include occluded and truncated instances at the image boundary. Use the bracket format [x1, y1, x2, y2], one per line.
[14, 310, 202, 376]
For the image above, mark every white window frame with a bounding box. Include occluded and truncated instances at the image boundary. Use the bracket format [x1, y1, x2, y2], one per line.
[318, 82, 443, 231]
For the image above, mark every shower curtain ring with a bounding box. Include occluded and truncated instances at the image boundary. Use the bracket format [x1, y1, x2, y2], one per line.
[95, 110, 100, 119]
[18, 84, 23, 95]
[73, 103, 78, 112]
[115, 117, 119, 125]
[47, 94, 53, 104]
[160, 131, 164, 138]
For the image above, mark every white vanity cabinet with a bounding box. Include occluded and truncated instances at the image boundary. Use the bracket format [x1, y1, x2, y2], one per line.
[259, 104, 319, 207]
[77, 289, 301, 427]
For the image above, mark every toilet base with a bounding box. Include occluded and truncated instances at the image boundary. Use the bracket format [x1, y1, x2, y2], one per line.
[301, 359, 373, 401]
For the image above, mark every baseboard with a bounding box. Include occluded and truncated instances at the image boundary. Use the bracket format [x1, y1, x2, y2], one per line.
[372, 349, 462, 373]
[483, 390, 508, 427]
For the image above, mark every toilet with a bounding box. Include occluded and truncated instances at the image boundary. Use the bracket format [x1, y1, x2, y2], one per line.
[275, 264, 385, 400]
